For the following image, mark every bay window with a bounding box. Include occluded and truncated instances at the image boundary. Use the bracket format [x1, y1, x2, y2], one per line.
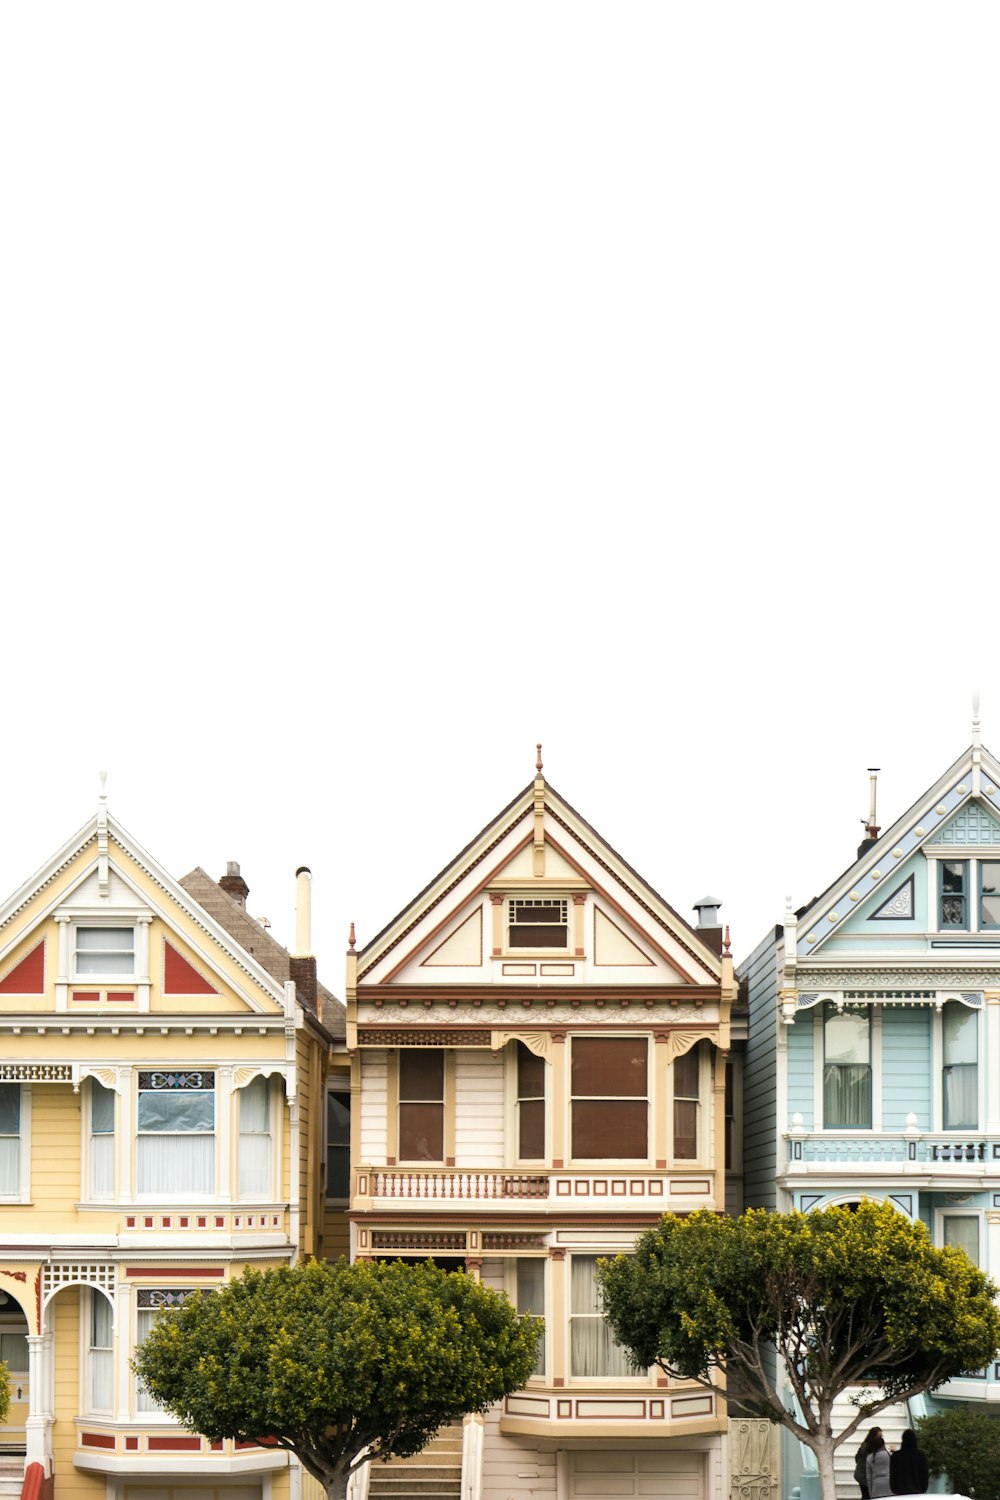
[571, 1037, 647, 1159]
[570, 1256, 636, 1377]
[672, 1045, 700, 1160]
[237, 1076, 273, 1198]
[516, 1042, 545, 1160]
[943, 1002, 978, 1129]
[398, 1050, 444, 1162]
[88, 1291, 113, 1411]
[137, 1070, 215, 1195]
[823, 1006, 871, 1128]
[515, 1260, 546, 1377]
[136, 1288, 201, 1413]
[0, 1084, 20, 1196]
[88, 1080, 115, 1198]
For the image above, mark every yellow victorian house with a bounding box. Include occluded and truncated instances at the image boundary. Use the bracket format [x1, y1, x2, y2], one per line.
[0, 784, 345, 1500]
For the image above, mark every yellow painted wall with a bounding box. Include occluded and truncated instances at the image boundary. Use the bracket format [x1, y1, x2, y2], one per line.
[50, 1288, 105, 1500]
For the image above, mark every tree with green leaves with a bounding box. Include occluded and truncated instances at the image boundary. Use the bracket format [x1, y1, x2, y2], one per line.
[0, 1360, 9, 1426]
[917, 1408, 1000, 1500]
[597, 1201, 1000, 1500]
[132, 1257, 541, 1500]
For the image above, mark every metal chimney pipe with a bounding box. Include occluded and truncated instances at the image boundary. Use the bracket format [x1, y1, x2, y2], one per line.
[294, 866, 312, 956]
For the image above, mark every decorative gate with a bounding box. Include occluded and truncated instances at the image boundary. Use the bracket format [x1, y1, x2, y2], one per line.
[730, 1417, 780, 1500]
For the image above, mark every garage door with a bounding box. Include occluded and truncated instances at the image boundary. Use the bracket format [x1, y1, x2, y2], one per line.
[569, 1450, 704, 1499]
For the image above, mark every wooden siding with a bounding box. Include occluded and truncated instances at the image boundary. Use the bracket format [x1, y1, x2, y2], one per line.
[786, 1012, 814, 1128]
[454, 1050, 505, 1168]
[481, 1409, 557, 1500]
[740, 928, 780, 1210]
[30, 1085, 82, 1213]
[882, 1007, 932, 1129]
[360, 1050, 388, 1162]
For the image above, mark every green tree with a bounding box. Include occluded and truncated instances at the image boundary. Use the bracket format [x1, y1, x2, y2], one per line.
[597, 1201, 1000, 1500]
[0, 1361, 9, 1425]
[132, 1258, 541, 1500]
[917, 1408, 1000, 1500]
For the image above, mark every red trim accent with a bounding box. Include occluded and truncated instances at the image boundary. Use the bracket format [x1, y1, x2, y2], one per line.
[107, 991, 135, 1003]
[147, 1437, 201, 1452]
[81, 1432, 116, 1449]
[210, 1442, 224, 1452]
[20, 1462, 52, 1500]
[164, 941, 220, 996]
[125, 1438, 139, 1451]
[71, 992, 100, 1004]
[124, 1266, 224, 1277]
[0, 940, 45, 995]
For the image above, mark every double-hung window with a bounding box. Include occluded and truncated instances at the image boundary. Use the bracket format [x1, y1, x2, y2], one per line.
[823, 1006, 871, 1128]
[942, 1214, 980, 1265]
[508, 899, 569, 949]
[0, 1085, 20, 1196]
[516, 1042, 545, 1160]
[326, 1088, 350, 1200]
[88, 1292, 113, 1412]
[672, 1045, 701, 1160]
[137, 1071, 215, 1195]
[89, 1080, 115, 1198]
[75, 927, 135, 976]
[571, 1038, 647, 1159]
[237, 1077, 273, 1198]
[515, 1260, 546, 1377]
[942, 1002, 978, 1129]
[569, 1255, 636, 1378]
[398, 1050, 444, 1162]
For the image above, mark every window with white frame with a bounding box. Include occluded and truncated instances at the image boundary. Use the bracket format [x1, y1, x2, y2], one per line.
[238, 1076, 273, 1198]
[88, 1080, 115, 1198]
[515, 1259, 546, 1377]
[571, 1037, 647, 1159]
[88, 1290, 113, 1412]
[137, 1071, 215, 1195]
[569, 1255, 637, 1378]
[135, 1287, 202, 1413]
[507, 898, 569, 950]
[398, 1050, 444, 1162]
[942, 1214, 980, 1266]
[942, 1003, 978, 1129]
[0, 1085, 20, 1196]
[75, 926, 135, 976]
[326, 1088, 350, 1200]
[823, 1006, 871, 1128]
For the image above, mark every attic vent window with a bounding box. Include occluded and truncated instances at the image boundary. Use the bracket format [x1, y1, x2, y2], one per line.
[508, 898, 569, 949]
[76, 927, 134, 976]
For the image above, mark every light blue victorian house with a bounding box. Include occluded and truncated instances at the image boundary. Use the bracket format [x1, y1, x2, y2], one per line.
[743, 718, 1000, 1493]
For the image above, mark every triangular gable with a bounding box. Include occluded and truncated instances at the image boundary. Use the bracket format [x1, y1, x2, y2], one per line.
[421, 909, 483, 968]
[593, 908, 655, 967]
[927, 800, 1000, 846]
[0, 939, 45, 994]
[871, 875, 915, 920]
[796, 743, 1000, 954]
[163, 940, 220, 995]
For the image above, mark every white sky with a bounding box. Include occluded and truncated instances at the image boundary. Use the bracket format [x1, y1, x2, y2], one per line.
[2, 4, 998, 984]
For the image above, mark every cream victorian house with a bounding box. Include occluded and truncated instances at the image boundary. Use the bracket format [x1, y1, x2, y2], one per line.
[345, 755, 737, 1500]
[0, 785, 345, 1500]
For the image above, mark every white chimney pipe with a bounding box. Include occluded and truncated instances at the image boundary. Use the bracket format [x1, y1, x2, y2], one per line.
[294, 866, 312, 956]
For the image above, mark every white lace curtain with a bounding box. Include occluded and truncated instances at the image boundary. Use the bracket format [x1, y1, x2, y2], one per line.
[570, 1256, 637, 1378]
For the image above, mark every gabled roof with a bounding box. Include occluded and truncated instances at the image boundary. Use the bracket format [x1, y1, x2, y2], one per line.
[796, 741, 1000, 956]
[357, 775, 722, 982]
[181, 866, 345, 1040]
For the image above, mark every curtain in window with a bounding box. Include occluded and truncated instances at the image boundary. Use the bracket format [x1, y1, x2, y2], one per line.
[137, 1085, 214, 1194]
[89, 1294, 113, 1411]
[90, 1082, 115, 1197]
[823, 1008, 871, 1127]
[569, 1256, 636, 1377]
[238, 1077, 272, 1197]
[135, 1308, 164, 1412]
[0, 1331, 28, 1373]
[943, 1003, 978, 1129]
[0, 1084, 20, 1195]
[943, 1215, 979, 1265]
[516, 1260, 546, 1376]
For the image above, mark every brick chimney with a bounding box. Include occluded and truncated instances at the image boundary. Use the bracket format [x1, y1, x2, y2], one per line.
[219, 861, 249, 907]
[288, 866, 318, 1014]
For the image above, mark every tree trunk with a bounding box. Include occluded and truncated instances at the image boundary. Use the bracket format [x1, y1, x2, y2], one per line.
[320, 1463, 350, 1500]
[812, 1430, 839, 1500]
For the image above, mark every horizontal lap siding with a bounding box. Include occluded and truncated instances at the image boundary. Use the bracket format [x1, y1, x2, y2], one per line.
[30, 1085, 82, 1211]
[360, 1051, 388, 1162]
[481, 1409, 557, 1500]
[786, 1012, 814, 1128]
[882, 1007, 931, 1128]
[741, 930, 779, 1209]
[454, 1051, 504, 1167]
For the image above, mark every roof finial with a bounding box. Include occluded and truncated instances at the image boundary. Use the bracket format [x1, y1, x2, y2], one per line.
[347, 921, 356, 953]
[973, 688, 982, 750]
[98, 769, 107, 807]
[723, 925, 731, 955]
[535, 743, 543, 776]
[97, 770, 109, 897]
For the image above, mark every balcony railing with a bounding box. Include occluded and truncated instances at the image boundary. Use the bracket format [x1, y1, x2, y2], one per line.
[368, 1170, 549, 1200]
[785, 1132, 1000, 1168]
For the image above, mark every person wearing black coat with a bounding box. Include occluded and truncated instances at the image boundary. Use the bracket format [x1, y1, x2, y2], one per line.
[890, 1429, 930, 1495]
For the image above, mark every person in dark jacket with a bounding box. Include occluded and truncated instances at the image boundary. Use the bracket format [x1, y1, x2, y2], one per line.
[854, 1427, 883, 1500]
[890, 1429, 930, 1495]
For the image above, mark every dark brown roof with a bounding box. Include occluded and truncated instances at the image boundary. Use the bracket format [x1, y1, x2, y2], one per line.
[179, 867, 345, 1041]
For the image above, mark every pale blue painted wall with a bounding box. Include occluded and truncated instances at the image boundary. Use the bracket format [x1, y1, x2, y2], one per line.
[786, 1013, 814, 1127]
[882, 1006, 932, 1128]
[823, 852, 928, 944]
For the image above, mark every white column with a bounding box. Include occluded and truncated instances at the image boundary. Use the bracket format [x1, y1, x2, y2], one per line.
[136, 914, 152, 1011]
[55, 914, 71, 1012]
[217, 1065, 233, 1200]
[115, 1280, 132, 1421]
[24, 1333, 53, 1472]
